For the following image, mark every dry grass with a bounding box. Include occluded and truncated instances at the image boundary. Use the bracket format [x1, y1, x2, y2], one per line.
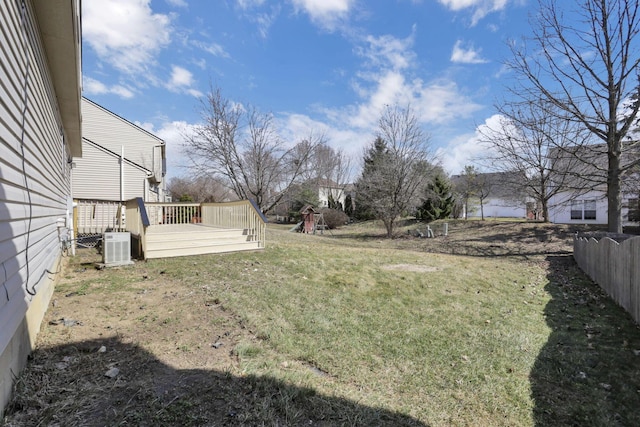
[3, 219, 640, 426]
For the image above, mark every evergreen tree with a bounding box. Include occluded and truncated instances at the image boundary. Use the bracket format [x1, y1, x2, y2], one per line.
[354, 137, 390, 221]
[417, 175, 454, 222]
[344, 194, 354, 217]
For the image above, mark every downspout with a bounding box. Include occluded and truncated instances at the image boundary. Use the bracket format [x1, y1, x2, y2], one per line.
[120, 145, 124, 202]
[120, 146, 125, 229]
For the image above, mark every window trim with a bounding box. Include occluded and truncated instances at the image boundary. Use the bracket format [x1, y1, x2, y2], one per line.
[570, 199, 597, 221]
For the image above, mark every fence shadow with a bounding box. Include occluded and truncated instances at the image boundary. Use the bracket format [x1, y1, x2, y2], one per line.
[3, 337, 428, 426]
[530, 255, 640, 426]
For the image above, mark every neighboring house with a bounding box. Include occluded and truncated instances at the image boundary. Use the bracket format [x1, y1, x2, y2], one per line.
[317, 179, 346, 209]
[0, 0, 81, 414]
[547, 144, 639, 225]
[451, 172, 531, 219]
[74, 97, 167, 203]
[73, 98, 167, 237]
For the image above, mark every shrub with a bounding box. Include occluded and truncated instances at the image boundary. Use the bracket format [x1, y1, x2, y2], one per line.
[321, 208, 349, 229]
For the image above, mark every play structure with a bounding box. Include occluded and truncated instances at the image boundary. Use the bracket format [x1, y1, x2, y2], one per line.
[292, 205, 329, 234]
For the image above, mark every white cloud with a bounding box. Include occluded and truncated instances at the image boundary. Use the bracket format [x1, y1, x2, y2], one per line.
[236, 0, 267, 10]
[451, 40, 488, 64]
[437, 0, 510, 25]
[234, 0, 280, 38]
[138, 120, 196, 178]
[438, 114, 507, 174]
[191, 40, 230, 58]
[348, 32, 483, 130]
[167, 65, 203, 97]
[166, 0, 187, 7]
[170, 66, 195, 87]
[290, 0, 354, 31]
[358, 30, 417, 71]
[83, 0, 172, 74]
[438, 132, 485, 175]
[83, 76, 135, 99]
[278, 113, 368, 177]
[253, 8, 280, 39]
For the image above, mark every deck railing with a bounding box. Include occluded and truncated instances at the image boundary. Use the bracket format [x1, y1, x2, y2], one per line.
[125, 198, 150, 256]
[201, 200, 267, 246]
[75, 199, 124, 234]
[125, 199, 267, 251]
[144, 202, 202, 226]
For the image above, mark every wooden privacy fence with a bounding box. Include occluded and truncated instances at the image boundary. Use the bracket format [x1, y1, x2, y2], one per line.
[573, 235, 640, 323]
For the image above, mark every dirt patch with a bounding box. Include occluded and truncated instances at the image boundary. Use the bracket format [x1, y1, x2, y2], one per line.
[2, 250, 264, 426]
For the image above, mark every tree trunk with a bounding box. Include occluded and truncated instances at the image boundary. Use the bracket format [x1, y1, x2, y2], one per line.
[541, 199, 549, 223]
[383, 218, 394, 238]
[607, 150, 623, 233]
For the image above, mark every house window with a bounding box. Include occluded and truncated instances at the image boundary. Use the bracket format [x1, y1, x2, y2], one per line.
[583, 200, 596, 220]
[570, 200, 582, 220]
[571, 200, 597, 220]
[629, 198, 640, 222]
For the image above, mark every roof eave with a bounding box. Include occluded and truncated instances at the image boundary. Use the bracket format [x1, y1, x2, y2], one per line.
[33, 0, 82, 157]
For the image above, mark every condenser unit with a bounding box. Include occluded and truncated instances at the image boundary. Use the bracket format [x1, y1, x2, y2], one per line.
[102, 232, 133, 266]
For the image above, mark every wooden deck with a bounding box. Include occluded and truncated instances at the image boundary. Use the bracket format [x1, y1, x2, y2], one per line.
[143, 224, 263, 259]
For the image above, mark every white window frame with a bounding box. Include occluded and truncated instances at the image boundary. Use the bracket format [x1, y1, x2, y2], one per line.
[570, 199, 596, 221]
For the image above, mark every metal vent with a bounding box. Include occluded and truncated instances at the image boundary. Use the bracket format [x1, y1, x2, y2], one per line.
[103, 232, 132, 266]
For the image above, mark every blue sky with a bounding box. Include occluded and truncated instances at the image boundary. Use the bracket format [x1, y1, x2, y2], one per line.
[81, 0, 533, 180]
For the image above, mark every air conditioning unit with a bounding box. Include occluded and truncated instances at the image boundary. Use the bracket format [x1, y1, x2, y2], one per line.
[103, 232, 133, 266]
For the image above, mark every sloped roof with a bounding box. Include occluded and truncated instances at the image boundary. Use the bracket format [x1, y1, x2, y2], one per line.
[451, 171, 527, 200]
[548, 143, 639, 193]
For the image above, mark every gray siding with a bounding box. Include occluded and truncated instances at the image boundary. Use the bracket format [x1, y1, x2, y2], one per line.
[80, 98, 165, 184]
[73, 140, 150, 201]
[0, 0, 80, 412]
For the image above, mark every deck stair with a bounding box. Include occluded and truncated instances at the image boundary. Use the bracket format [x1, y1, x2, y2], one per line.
[124, 199, 267, 259]
[144, 224, 261, 259]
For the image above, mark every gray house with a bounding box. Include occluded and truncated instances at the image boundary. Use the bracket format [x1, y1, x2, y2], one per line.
[73, 98, 168, 237]
[75, 97, 167, 202]
[0, 0, 82, 414]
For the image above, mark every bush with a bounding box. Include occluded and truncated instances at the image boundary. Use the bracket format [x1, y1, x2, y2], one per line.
[321, 208, 349, 229]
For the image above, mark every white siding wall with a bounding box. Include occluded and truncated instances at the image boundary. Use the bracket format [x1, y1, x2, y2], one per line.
[549, 190, 639, 226]
[548, 190, 608, 224]
[0, 0, 78, 412]
[318, 186, 345, 208]
[467, 198, 526, 218]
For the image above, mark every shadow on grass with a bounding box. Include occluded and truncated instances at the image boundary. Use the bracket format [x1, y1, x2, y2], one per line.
[3, 338, 427, 427]
[530, 255, 640, 426]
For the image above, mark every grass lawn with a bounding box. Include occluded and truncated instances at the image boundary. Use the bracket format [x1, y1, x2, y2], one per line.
[3, 220, 640, 426]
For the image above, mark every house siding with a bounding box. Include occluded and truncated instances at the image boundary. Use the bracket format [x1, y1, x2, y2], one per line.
[0, 0, 80, 414]
[73, 98, 166, 202]
[73, 140, 150, 201]
[548, 190, 609, 225]
[549, 189, 639, 226]
[466, 198, 527, 219]
[81, 98, 164, 180]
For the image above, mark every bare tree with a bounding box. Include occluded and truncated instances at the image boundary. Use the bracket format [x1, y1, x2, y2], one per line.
[292, 137, 352, 208]
[453, 165, 480, 219]
[167, 175, 233, 202]
[478, 100, 592, 222]
[508, 0, 640, 232]
[356, 105, 433, 237]
[184, 87, 316, 212]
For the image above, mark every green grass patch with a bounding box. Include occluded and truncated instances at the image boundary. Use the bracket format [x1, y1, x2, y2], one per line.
[6, 221, 640, 426]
